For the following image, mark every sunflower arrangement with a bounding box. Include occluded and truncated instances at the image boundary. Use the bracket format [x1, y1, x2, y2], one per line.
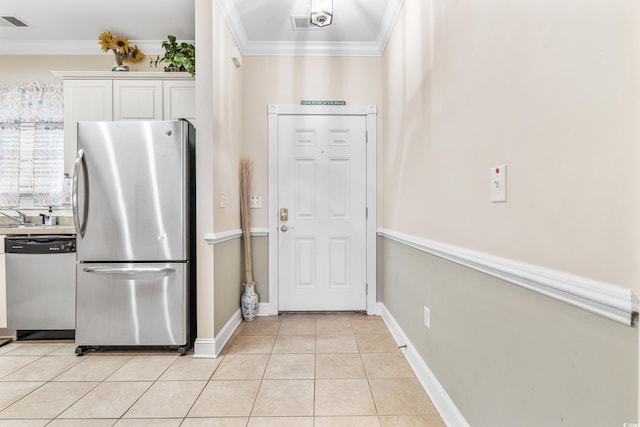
[98, 31, 144, 70]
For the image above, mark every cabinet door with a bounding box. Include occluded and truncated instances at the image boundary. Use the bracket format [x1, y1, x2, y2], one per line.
[0, 237, 6, 328]
[63, 80, 113, 175]
[114, 80, 163, 121]
[163, 81, 196, 125]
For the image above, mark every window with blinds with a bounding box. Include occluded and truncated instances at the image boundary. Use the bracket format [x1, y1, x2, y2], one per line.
[18, 122, 35, 194]
[16, 121, 65, 201]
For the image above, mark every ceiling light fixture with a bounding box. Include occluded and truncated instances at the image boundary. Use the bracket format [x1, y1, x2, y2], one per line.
[310, 0, 333, 27]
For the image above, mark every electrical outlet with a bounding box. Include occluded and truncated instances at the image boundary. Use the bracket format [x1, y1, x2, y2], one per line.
[219, 192, 227, 208]
[423, 306, 431, 329]
[250, 195, 262, 209]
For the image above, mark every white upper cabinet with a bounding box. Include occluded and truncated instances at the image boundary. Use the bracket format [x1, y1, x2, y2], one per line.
[114, 80, 163, 121]
[53, 72, 195, 175]
[163, 80, 196, 124]
[61, 79, 113, 174]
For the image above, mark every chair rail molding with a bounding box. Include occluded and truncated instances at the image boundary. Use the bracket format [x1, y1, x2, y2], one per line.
[204, 228, 269, 245]
[378, 228, 639, 326]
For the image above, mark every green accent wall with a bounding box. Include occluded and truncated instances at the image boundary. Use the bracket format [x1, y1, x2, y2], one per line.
[379, 236, 638, 427]
[213, 238, 242, 336]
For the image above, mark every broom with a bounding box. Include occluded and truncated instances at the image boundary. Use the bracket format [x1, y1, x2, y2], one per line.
[240, 157, 254, 284]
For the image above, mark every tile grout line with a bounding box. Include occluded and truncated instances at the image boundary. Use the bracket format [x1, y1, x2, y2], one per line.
[352, 317, 385, 425]
[239, 317, 282, 422]
[181, 357, 221, 425]
[0, 315, 444, 425]
[0, 344, 101, 421]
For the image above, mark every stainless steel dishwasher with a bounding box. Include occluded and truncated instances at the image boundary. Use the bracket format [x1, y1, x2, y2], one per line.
[5, 235, 76, 337]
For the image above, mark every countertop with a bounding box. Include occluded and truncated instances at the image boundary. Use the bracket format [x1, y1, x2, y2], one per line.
[0, 225, 76, 236]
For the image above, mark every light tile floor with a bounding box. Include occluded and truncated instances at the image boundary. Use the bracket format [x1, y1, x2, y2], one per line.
[0, 314, 446, 426]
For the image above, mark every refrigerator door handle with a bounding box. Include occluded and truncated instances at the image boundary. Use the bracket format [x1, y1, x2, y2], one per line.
[72, 149, 88, 238]
[82, 267, 176, 277]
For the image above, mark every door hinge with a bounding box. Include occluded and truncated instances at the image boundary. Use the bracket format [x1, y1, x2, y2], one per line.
[366, 283, 369, 295]
[366, 131, 368, 143]
[366, 207, 368, 219]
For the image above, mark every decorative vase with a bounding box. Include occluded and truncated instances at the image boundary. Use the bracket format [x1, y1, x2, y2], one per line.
[241, 282, 258, 321]
[112, 52, 129, 72]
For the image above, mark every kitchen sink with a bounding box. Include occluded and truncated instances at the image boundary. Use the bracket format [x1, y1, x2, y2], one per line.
[0, 223, 42, 229]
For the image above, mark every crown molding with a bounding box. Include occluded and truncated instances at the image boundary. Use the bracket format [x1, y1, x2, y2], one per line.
[51, 71, 193, 80]
[0, 39, 193, 55]
[1, 0, 405, 57]
[240, 40, 383, 57]
[216, 0, 251, 54]
[217, 0, 404, 56]
[376, 0, 405, 54]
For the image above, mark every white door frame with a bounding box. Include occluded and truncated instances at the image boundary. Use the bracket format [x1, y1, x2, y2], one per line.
[265, 104, 378, 315]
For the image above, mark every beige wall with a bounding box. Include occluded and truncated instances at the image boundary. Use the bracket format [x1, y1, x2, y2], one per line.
[242, 55, 383, 228]
[212, 7, 243, 233]
[0, 55, 152, 84]
[210, 0, 244, 333]
[381, 0, 640, 422]
[240, 55, 383, 306]
[194, 0, 216, 340]
[213, 238, 242, 336]
[382, 0, 640, 292]
[195, 0, 244, 339]
[247, 236, 269, 302]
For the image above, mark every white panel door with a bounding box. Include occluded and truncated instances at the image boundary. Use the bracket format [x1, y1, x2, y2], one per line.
[278, 114, 367, 311]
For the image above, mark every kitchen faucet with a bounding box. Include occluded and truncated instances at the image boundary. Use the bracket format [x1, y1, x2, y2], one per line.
[0, 209, 26, 225]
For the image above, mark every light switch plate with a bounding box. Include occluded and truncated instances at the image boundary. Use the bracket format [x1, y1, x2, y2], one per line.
[422, 305, 431, 329]
[491, 165, 507, 203]
[423, 306, 431, 329]
[219, 192, 227, 208]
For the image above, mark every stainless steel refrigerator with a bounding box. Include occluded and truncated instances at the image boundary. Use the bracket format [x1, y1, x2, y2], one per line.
[73, 119, 196, 355]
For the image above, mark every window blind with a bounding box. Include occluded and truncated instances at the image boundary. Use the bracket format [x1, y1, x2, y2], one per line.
[18, 122, 35, 194]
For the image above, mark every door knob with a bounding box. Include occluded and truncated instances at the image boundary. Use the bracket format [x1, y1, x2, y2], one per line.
[280, 225, 288, 232]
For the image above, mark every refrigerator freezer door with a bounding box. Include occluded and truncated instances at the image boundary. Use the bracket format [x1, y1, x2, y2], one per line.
[75, 120, 189, 262]
[75, 262, 188, 346]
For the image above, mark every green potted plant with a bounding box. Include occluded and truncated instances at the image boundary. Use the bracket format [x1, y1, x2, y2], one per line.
[150, 35, 195, 76]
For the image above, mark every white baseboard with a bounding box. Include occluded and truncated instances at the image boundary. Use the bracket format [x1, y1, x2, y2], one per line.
[379, 303, 470, 427]
[193, 338, 217, 359]
[257, 301, 278, 316]
[193, 308, 242, 358]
